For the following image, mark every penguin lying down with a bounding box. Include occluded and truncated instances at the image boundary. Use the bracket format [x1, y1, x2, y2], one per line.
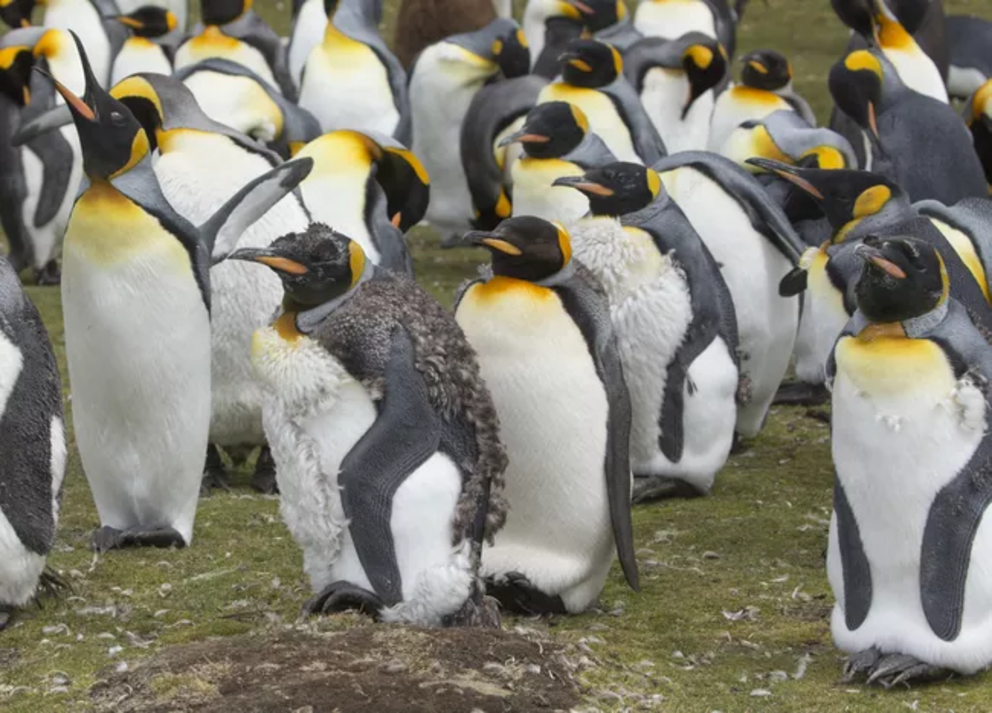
[232, 223, 508, 627]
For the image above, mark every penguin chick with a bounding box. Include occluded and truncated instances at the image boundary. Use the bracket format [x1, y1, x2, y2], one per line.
[965, 81, 992, 192]
[828, 235, 992, 686]
[392, 0, 497, 69]
[108, 6, 176, 86]
[411, 19, 529, 240]
[946, 15, 992, 101]
[829, 49, 987, 205]
[231, 224, 507, 627]
[295, 129, 429, 274]
[299, 0, 410, 143]
[455, 216, 639, 614]
[558, 163, 740, 499]
[504, 101, 617, 224]
[0, 255, 67, 632]
[623, 33, 727, 153]
[538, 38, 666, 164]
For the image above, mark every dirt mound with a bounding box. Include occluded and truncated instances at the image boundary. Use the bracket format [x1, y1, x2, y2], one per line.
[89, 622, 580, 712]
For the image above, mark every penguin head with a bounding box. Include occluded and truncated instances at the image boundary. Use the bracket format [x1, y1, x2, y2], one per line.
[462, 217, 573, 282]
[0, 45, 34, 106]
[854, 236, 947, 323]
[553, 162, 661, 217]
[681, 37, 727, 118]
[499, 102, 589, 159]
[574, 0, 628, 32]
[492, 26, 530, 79]
[559, 39, 622, 88]
[449, 19, 529, 80]
[229, 223, 368, 310]
[0, 0, 34, 28]
[40, 32, 150, 180]
[831, 0, 880, 42]
[322, 0, 341, 18]
[112, 6, 178, 38]
[202, 0, 250, 25]
[739, 49, 792, 91]
[829, 50, 884, 143]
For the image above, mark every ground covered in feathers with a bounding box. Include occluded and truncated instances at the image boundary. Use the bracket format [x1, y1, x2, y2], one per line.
[4, 0, 992, 710]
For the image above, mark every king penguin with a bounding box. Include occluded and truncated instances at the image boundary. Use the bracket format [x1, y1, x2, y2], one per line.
[298, 0, 410, 143]
[538, 38, 666, 164]
[828, 234, 992, 685]
[523, 0, 609, 78]
[231, 223, 508, 626]
[557, 163, 740, 499]
[0, 255, 67, 631]
[41, 0, 125, 88]
[114, 0, 187, 34]
[722, 109, 858, 174]
[455, 216, 639, 614]
[633, 0, 717, 44]
[411, 19, 529, 240]
[46, 36, 312, 548]
[390, 0, 494, 69]
[289, 0, 382, 86]
[502, 101, 617, 225]
[108, 6, 176, 86]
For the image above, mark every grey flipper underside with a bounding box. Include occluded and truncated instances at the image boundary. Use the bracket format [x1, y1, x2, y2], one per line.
[27, 128, 73, 230]
[551, 269, 639, 591]
[338, 327, 442, 606]
[601, 78, 667, 164]
[834, 477, 872, 631]
[364, 167, 413, 275]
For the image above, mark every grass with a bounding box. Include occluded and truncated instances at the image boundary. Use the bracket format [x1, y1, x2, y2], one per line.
[4, 0, 992, 710]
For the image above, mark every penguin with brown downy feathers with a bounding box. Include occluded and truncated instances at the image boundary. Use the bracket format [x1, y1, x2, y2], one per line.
[393, 0, 497, 69]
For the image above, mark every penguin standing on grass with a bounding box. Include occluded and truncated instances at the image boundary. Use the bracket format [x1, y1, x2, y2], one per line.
[233, 224, 508, 626]
[0, 256, 67, 631]
[455, 216, 639, 614]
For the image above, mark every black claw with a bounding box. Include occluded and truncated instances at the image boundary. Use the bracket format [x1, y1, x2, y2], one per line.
[251, 446, 279, 495]
[303, 581, 384, 619]
[37, 567, 71, 599]
[92, 525, 186, 553]
[486, 572, 567, 616]
[842, 647, 881, 682]
[632, 475, 704, 504]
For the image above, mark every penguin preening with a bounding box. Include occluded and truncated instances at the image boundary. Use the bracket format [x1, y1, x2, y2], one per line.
[0, 255, 67, 631]
[232, 224, 508, 626]
[828, 234, 992, 685]
[455, 216, 639, 614]
[538, 38, 666, 165]
[47, 36, 312, 549]
[108, 5, 175, 86]
[559, 163, 740, 499]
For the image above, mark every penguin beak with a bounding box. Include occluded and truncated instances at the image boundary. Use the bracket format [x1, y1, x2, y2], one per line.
[856, 242, 906, 279]
[227, 247, 309, 275]
[113, 14, 145, 29]
[558, 51, 592, 72]
[745, 158, 825, 200]
[867, 101, 879, 139]
[460, 231, 524, 255]
[43, 70, 95, 122]
[552, 175, 614, 195]
[498, 129, 549, 147]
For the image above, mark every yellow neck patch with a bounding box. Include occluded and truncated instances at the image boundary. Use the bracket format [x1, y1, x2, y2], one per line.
[0, 46, 28, 69]
[800, 145, 847, 170]
[610, 45, 624, 76]
[348, 240, 366, 287]
[570, 103, 590, 133]
[972, 81, 992, 123]
[111, 75, 165, 122]
[274, 311, 301, 342]
[553, 221, 573, 265]
[876, 13, 913, 51]
[853, 185, 891, 218]
[753, 125, 791, 164]
[32, 29, 62, 59]
[646, 169, 661, 197]
[110, 130, 151, 179]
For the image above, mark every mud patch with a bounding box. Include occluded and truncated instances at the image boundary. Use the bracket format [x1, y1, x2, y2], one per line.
[89, 622, 579, 712]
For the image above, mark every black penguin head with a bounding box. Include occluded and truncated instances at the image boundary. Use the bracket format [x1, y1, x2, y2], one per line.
[461, 216, 572, 282]
[322, 0, 340, 19]
[499, 102, 589, 159]
[493, 26, 530, 79]
[554, 162, 661, 217]
[854, 235, 947, 323]
[201, 0, 250, 25]
[831, 0, 880, 41]
[682, 39, 727, 117]
[739, 49, 792, 91]
[574, 0, 627, 32]
[112, 6, 178, 38]
[0, 0, 34, 28]
[41, 33, 150, 180]
[229, 224, 367, 309]
[829, 50, 884, 142]
[0, 45, 34, 106]
[559, 39, 622, 88]
[881, 0, 929, 35]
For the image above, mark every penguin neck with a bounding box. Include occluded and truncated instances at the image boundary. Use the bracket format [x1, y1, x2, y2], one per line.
[534, 259, 577, 287]
[322, 11, 358, 47]
[293, 262, 375, 334]
[901, 300, 949, 338]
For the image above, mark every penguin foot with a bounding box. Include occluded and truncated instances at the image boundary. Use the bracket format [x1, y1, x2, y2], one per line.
[201, 444, 231, 496]
[251, 446, 279, 495]
[37, 567, 70, 599]
[35, 260, 61, 286]
[844, 648, 949, 688]
[485, 572, 568, 617]
[303, 581, 384, 619]
[772, 381, 830, 406]
[91, 526, 187, 553]
[632, 475, 704, 504]
[446, 594, 501, 628]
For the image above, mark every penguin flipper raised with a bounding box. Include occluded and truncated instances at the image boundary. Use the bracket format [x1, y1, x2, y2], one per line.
[339, 327, 442, 607]
[551, 270, 639, 591]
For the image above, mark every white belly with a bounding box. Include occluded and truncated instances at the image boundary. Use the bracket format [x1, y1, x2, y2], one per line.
[175, 37, 278, 89]
[110, 40, 172, 86]
[661, 166, 797, 437]
[884, 47, 949, 103]
[829, 336, 992, 672]
[288, 0, 327, 88]
[44, 1, 111, 86]
[793, 248, 849, 385]
[641, 68, 712, 153]
[0, 509, 46, 607]
[634, 1, 716, 40]
[511, 158, 589, 226]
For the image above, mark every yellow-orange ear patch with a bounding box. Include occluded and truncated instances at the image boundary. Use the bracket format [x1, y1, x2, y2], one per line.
[553, 221, 572, 265]
[348, 240, 366, 286]
[482, 238, 522, 256]
[853, 185, 891, 218]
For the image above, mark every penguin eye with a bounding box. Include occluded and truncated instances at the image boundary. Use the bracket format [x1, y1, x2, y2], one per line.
[110, 111, 126, 126]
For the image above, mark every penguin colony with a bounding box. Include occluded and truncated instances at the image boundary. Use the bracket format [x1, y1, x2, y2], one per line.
[1, 0, 992, 691]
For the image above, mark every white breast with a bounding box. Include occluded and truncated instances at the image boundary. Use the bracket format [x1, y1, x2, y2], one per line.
[640, 68, 712, 153]
[510, 158, 590, 226]
[793, 248, 849, 385]
[175, 37, 278, 89]
[539, 84, 641, 163]
[633, 1, 716, 41]
[884, 46, 949, 103]
[111, 40, 172, 86]
[297, 168, 377, 262]
[44, 0, 111, 86]
[288, 0, 328, 88]
[708, 86, 793, 154]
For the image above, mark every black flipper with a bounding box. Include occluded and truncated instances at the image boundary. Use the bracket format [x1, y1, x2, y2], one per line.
[658, 356, 687, 463]
[834, 479, 872, 631]
[26, 127, 73, 230]
[338, 327, 441, 607]
[552, 269, 639, 591]
[303, 581, 384, 619]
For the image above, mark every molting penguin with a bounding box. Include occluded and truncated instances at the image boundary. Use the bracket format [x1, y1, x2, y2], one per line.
[41, 0, 125, 88]
[503, 101, 616, 224]
[945, 15, 992, 101]
[455, 216, 639, 614]
[0, 256, 66, 631]
[708, 49, 812, 154]
[653, 151, 802, 438]
[295, 130, 428, 274]
[538, 39, 666, 164]
[558, 163, 740, 499]
[299, 0, 409, 142]
[461, 74, 548, 231]
[232, 224, 508, 626]
[830, 49, 987, 205]
[391, 0, 495, 69]
[623, 33, 726, 153]
[174, 58, 321, 159]
[411, 19, 529, 240]
[108, 6, 176, 86]
[964, 81, 992, 191]
[828, 234, 992, 686]
[48, 38, 312, 548]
